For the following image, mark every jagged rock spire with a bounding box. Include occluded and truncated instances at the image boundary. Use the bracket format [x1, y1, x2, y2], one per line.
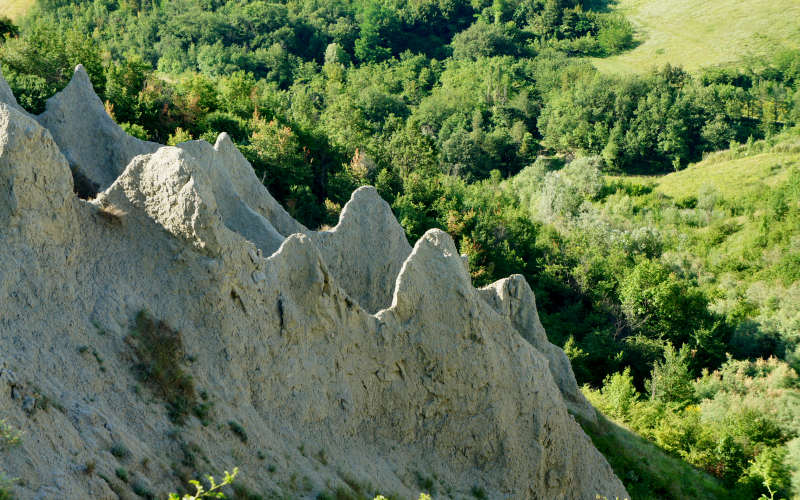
[36, 65, 160, 193]
[314, 186, 412, 313]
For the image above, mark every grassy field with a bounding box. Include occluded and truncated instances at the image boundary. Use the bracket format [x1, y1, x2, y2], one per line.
[0, 0, 33, 21]
[591, 0, 800, 74]
[653, 132, 800, 201]
[610, 130, 800, 201]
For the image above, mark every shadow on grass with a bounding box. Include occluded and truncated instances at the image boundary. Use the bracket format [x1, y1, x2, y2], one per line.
[583, 0, 619, 13]
[577, 411, 731, 500]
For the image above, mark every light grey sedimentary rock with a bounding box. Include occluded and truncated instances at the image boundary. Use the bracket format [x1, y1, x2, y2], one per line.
[177, 133, 308, 240]
[313, 186, 412, 313]
[35, 65, 160, 193]
[97, 139, 289, 257]
[0, 67, 27, 115]
[0, 71, 628, 500]
[479, 275, 597, 422]
[0, 103, 77, 240]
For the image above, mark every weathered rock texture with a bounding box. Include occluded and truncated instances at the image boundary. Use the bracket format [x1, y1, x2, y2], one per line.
[36, 65, 160, 194]
[479, 276, 596, 422]
[313, 186, 412, 313]
[0, 68, 627, 500]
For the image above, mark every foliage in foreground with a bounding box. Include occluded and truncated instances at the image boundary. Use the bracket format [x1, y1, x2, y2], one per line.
[585, 355, 800, 498]
[168, 467, 438, 500]
[169, 467, 237, 500]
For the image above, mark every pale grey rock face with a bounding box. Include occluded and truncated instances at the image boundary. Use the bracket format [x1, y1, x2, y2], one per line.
[0, 103, 77, 241]
[0, 67, 27, 115]
[0, 71, 628, 500]
[313, 186, 412, 313]
[479, 275, 597, 422]
[35, 65, 160, 194]
[178, 133, 309, 240]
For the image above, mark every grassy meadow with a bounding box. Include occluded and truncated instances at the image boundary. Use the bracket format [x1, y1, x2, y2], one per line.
[591, 0, 800, 73]
[0, 0, 32, 21]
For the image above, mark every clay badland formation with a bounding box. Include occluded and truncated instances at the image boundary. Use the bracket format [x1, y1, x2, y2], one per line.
[0, 65, 628, 499]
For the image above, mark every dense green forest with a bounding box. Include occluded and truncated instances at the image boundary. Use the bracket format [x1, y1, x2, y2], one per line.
[2, 0, 800, 497]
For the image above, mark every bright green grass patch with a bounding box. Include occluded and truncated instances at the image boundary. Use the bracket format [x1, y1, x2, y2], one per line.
[613, 130, 800, 201]
[0, 0, 34, 22]
[578, 411, 729, 499]
[590, 0, 800, 74]
[656, 151, 799, 202]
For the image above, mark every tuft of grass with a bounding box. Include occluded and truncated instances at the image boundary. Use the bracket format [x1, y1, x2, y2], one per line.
[338, 472, 370, 500]
[110, 442, 130, 460]
[470, 485, 487, 499]
[94, 203, 126, 225]
[231, 483, 265, 499]
[0, 421, 21, 450]
[127, 310, 197, 425]
[115, 468, 129, 483]
[591, 0, 800, 74]
[131, 479, 154, 499]
[316, 487, 364, 500]
[228, 420, 248, 443]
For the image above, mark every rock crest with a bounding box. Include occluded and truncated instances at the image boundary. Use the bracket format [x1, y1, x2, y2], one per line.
[36, 65, 160, 193]
[479, 275, 596, 421]
[0, 67, 627, 500]
[314, 186, 412, 313]
[0, 67, 27, 115]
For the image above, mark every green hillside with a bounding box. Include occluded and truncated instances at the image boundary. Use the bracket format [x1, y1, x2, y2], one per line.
[654, 134, 800, 199]
[512, 130, 800, 498]
[592, 0, 800, 73]
[2, 0, 799, 496]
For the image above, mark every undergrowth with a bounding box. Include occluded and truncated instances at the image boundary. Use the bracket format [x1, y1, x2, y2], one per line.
[578, 412, 729, 499]
[127, 310, 197, 425]
[0, 420, 21, 450]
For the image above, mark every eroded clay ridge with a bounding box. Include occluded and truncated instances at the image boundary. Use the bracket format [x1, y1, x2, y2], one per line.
[0, 66, 626, 499]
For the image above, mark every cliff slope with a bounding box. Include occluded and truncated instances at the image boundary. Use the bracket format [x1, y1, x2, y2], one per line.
[0, 66, 626, 500]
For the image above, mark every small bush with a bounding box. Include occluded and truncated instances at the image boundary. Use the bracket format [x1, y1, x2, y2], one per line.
[120, 122, 149, 140]
[596, 14, 635, 55]
[228, 421, 248, 443]
[110, 442, 130, 460]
